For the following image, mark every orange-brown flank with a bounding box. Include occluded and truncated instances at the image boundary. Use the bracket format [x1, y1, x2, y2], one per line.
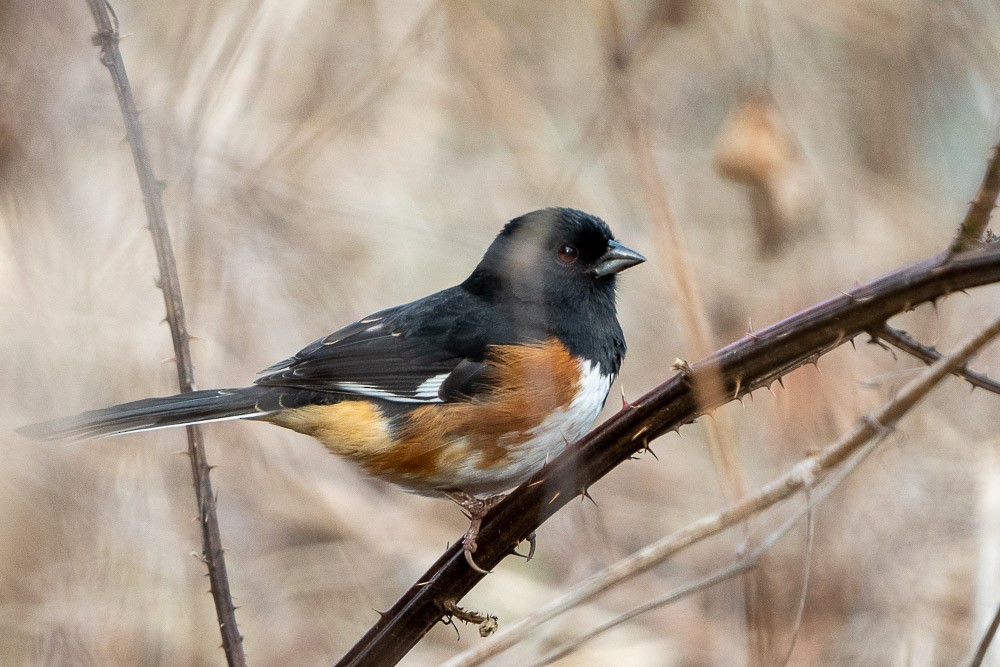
[267, 340, 581, 493]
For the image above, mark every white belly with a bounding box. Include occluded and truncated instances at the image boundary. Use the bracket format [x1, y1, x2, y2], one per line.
[456, 360, 612, 495]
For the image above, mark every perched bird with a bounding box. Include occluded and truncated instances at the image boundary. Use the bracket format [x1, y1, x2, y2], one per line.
[19, 207, 645, 570]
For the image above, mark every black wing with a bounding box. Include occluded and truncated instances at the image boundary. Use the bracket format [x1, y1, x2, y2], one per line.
[255, 288, 505, 403]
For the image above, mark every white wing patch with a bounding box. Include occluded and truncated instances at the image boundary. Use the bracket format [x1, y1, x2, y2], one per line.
[333, 372, 449, 404]
[415, 373, 450, 400]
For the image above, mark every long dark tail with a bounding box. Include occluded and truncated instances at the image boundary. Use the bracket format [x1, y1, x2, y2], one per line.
[17, 386, 286, 441]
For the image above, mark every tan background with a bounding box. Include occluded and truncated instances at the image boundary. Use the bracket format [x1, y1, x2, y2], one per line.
[2, 1, 1000, 664]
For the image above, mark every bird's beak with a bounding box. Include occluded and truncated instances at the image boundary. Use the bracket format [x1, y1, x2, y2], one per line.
[593, 240, 646, 277]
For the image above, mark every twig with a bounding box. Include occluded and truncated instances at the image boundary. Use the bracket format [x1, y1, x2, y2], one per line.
[878, 324, 1000, 395]
[780, 491, 814, 667]
[83, 2, 245, 664]
[969, 600, 1000, 667]
[530, 435, 876, 667]
[338, 241, 1000, 667]
[950, 144, 1000, 254]
[446, 312, 1000, 666]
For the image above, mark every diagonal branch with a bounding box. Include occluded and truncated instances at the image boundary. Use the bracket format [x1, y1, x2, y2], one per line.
[449, 313, 1000, 667]
[970, 599, 1000, 667]
[951, 144, 1000, 254]
[337, 240, 1000, 666]
[83, 2, 245, 664]
[876, 324, 1000, 395]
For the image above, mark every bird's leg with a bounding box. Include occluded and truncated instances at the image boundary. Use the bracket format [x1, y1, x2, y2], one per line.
[447, 491, 505, 574]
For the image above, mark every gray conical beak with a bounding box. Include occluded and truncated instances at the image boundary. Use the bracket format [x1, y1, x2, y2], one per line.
[593, 240, 646, 277]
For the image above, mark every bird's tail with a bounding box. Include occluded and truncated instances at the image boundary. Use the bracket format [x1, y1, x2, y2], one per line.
[17, 386, 281, 441]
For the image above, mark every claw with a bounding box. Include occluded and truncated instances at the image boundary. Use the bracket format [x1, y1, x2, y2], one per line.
[464, 545, 491, 574]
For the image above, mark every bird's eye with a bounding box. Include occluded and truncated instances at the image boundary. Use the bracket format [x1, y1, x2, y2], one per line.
[556, 244, 579, 265]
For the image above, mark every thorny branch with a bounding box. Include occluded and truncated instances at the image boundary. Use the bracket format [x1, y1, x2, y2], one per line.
[83, 2, 245, 664]
[448, 314, 1000, 667]
[338, 236, 1000, 666]
[951, 143, 1000, 254]
[338, 132, 1000, 665]
[876, 324, 1000, 395]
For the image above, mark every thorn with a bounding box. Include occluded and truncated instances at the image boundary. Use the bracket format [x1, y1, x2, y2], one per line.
[620, 384, 631, 410]
[560, 432, 573, 449]
[644, 442, 659, 460]
[160, 356, 176, 365]
[850, 337, 857, 351]
[580, 487, 597, 505]
[747, 318, 754, 334]
[776, 376, 785, 390]
[373, 608, 387, 619]
[527, 479, 545, 488]
[732, 377, 742, 398]
[548, 491, 561, 505]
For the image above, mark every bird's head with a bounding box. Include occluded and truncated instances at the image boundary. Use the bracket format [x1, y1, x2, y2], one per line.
[463, 208, 645, 305]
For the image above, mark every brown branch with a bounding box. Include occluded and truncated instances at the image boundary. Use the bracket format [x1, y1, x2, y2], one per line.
[448, 313, 1000, 666]
[83, 2, 245, 664]
[337, 238, 1000, 666]
[876, 324, 1000, 395]
[970, 600, 1000, 667]
[951, 144, 1000, 254]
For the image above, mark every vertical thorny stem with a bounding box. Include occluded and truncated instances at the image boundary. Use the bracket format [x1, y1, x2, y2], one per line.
[83, 2, 246, 664]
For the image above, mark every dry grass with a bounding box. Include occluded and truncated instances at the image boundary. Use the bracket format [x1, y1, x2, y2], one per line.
[2, 0, 1000, 664]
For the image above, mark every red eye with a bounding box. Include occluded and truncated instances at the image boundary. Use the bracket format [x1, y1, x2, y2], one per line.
[556, 244, 579, 264]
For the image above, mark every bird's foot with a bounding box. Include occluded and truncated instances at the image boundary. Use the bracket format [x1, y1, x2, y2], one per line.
[447, 491, 506, 574]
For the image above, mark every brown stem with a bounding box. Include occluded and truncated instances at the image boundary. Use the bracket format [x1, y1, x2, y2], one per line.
[970, 600, 1000, 667]
[83, 2, 245, 664]
[950, 144, 1000, 254]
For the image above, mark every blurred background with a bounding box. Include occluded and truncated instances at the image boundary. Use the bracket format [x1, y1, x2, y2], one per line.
[2, 0, 1000, 664]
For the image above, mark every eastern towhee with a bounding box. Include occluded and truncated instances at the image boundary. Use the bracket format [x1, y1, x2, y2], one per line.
[19, 207, 645, 570]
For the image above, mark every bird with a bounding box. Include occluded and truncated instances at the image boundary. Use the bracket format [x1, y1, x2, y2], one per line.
[18, 207, 645, 571]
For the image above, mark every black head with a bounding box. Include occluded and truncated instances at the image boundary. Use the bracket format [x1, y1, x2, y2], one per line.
[461, 208, 644, 371]
[463, 208, 645, 303]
